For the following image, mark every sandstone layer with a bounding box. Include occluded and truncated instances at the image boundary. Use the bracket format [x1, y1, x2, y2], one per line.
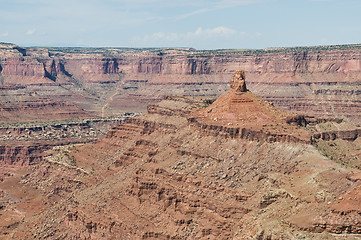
[0, 43, 360, 125]
[0, 72, 360, 239]
[0, 114, 137, 166]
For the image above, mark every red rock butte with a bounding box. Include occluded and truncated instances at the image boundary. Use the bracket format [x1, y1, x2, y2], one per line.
[190, 70, 311, 143]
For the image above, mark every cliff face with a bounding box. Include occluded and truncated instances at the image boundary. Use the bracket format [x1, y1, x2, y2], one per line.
[0, 144, 43, 166]
[0, 44, 360, 125]
[2, 46, 359, 79]
[126, 50, 361, 124]
[0, 114, 135, 167]
[132, 50, 361, 77]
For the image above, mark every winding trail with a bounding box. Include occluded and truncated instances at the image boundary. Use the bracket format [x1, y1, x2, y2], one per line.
[101, 90, 120, 118]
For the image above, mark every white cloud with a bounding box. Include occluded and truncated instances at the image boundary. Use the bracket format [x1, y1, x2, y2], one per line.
[133, 26, 264, 49]
[102, 0, 257, 9]
[142, 27, 239, 42]
[26, 29, 36, 35]
[6, 0, 206, 10]
[133, 26, 255, 49]
[176, 0, 264, 19]
[218, 0, 264, 7]
[194, 27, 237, 37]
[0, 33, 9, 37]
[0, 0, 265, 47]
[176, 8, 213, 20]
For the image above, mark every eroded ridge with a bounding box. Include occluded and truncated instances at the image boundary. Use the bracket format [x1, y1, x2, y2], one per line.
[1, 71, 360, 239]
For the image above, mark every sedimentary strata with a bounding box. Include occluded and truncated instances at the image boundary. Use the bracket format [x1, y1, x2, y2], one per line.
[0, 43, 360, 125]
[1, 72, 359, 239]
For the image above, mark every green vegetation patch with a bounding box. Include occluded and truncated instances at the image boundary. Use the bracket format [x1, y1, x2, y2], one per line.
[315, 138, 361, 170]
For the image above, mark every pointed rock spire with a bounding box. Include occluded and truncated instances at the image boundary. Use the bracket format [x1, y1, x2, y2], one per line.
[230, 70, 247, 92]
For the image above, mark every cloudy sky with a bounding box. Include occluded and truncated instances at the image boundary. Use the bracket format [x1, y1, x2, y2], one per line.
[0, 0, 360, 49]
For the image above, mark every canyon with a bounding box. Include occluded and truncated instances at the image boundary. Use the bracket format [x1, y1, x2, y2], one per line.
[0, 42, 360, 125]
[1, 71, 360, 239]
[0, 42, 360, 239]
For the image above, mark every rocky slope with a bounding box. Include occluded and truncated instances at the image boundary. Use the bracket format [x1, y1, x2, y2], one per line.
[0, 114, 137, 166]
[1, 72, 360, 239]
[0, 43, 360, 125]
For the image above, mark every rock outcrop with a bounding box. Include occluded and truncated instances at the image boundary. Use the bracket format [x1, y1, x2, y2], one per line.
[1, 72, 360, 239]
[230, 70, 247, 92]
[0, 115, 136, 166]
[312, 129, 361, 141]
[0, 144, 44, 166]
[189, 71, 312, 144]
[0, 43, 360, 125]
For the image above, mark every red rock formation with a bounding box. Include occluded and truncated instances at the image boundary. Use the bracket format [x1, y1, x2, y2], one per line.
[0, 43, 360, 124]
[0, 115, 131, 169]
[230, 70, 247, 92]
[0, 73, 360, 239]
[0, 143, 43, 166]
[189, 71, 312, 144]
[312, 129, 361, 141]
[0, 99, 90, 124]
[4, 86, 356, 239]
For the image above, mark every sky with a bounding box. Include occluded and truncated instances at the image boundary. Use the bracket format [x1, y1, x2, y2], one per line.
[0, 0, 360, 49]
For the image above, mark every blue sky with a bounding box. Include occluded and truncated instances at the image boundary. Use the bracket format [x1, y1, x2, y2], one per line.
[0, 0, 360, 49]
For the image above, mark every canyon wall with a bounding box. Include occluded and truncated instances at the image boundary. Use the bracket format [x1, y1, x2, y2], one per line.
[0, 115, 136, 166]
[0, 68, 360, 238]
[0, 43, 360, 125]
[5, 92, 359, 239]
